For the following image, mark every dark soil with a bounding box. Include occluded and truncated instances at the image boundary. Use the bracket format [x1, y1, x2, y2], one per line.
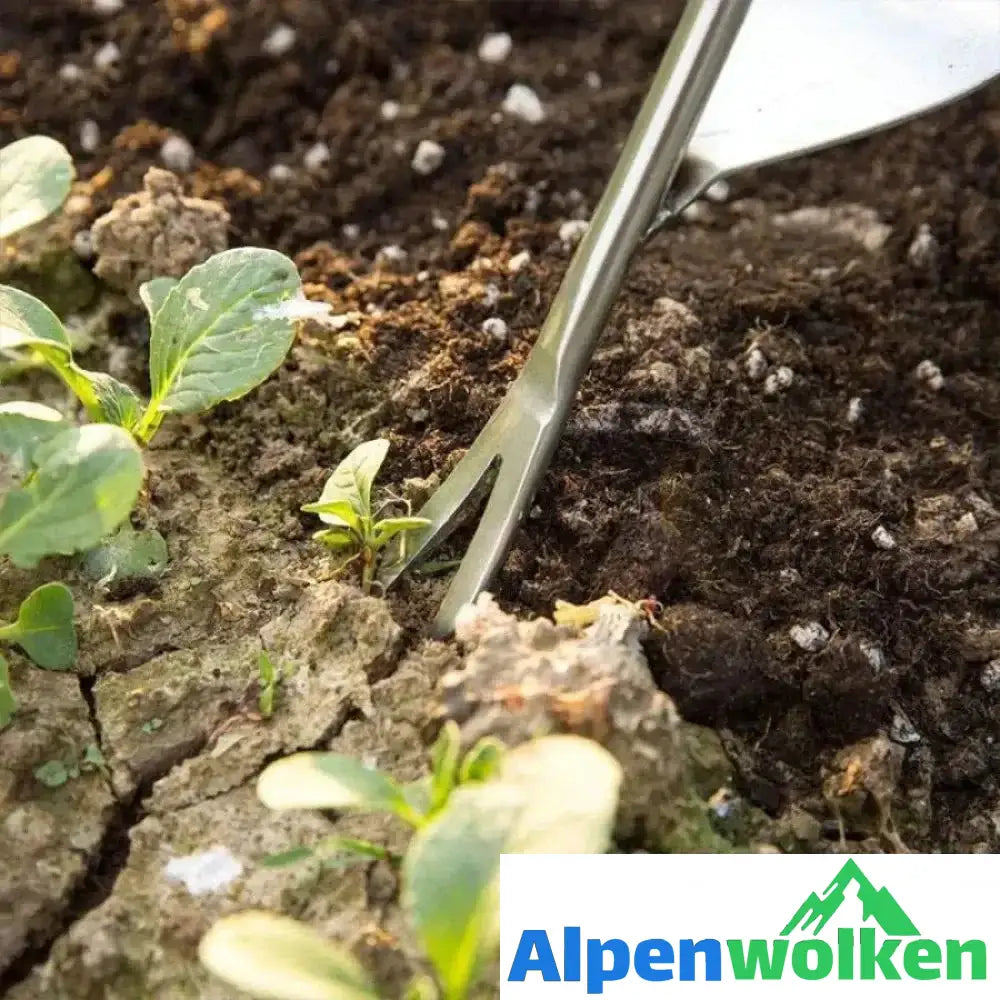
[3, 0, 1000, 868]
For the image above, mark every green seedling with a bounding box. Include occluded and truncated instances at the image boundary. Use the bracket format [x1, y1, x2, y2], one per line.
[200, 728, 623, 1000]
[0, 405, 143, 727]
[33, 742, 108, 788]
[303, 439, 430, 593]
[0, 246, 320, 445]
[257, 649, 283, 719]
[0, 135, 74, 240]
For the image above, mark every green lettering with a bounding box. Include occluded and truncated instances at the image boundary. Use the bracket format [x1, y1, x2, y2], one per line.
[837, 928, 854, 979]
[727, 939, 788, 980]
[792, 940, 833, 980]
[946, 939, 986, 980]
[903, 940, 940, 980]
[859, 928, 900, 980]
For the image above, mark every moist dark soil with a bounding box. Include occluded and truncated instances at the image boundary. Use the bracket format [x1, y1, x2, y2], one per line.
[2, 0, 1000, 906]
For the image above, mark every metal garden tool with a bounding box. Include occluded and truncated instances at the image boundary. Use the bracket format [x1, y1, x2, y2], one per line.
[379, 0, 1000, 635]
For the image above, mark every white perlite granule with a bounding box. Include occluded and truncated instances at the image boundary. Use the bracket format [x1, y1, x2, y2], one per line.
[502, 84, 545, 124]
[262, 24, 296, 58]
[915, 359, 944, 391]
[303, 142, 330, 171]
[790, 622, 830, 652]
[79, 120, 100, 153]
[481, 317, 509, 343]
[559, 219, 588, 247]
[871, 525, 896, 550]
[164, 847, 242, 895]
[160, 135, 195, 172]
[93, 41, 120, 70]
[478, 32, 512, 63]
[411, 139, 445, 176]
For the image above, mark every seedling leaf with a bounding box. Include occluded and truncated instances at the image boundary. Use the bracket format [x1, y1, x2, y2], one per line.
[6, 582, 76, 670]
[0, 284, 73, 358]
[199, 911, 377, 1000]
[0, 654, 15, 728]
[0, 136, 74, 239]
[77, 369, 145, 430]
[372, 516, 432, 546]
[402, 783, 519, 998]
[0, 424, 144, 567]
[428, 720, 461, 813]
[458, 737, 504, 784]
[0, 401, 64, 467]
[146, 248, 301, 418]
[300, 499, 362, 532]
[138, 277, 179, 322]
[34, 759, 72, 788]
[314, 440, 389, 520]
[257, 752, 419, 823]
[313, 528, 359, 552]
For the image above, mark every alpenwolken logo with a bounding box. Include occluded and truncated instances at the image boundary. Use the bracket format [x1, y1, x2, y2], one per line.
[501, 855, 991, 995]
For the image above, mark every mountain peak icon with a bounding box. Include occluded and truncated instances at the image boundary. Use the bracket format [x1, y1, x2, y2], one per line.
[781, 859, 920, 937]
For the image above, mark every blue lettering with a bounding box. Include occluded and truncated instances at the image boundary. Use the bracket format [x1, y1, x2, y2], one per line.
[635, 939, 674, 981]
[507, 930, 561, 981]
[586, 938, 630, 994]
[564, 926, 581, 981]
[679, 938, 723, 981]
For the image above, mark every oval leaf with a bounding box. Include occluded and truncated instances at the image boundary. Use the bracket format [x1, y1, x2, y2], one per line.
[0, 284, 72, 357]
[138, 276, 179, 322]
[257, 752, 416, 822]
[402, 783, 520, 998]
[148, 248, 302, 415]
[0, 136, 74, 239]
[0, 424, 144, 567]
[12, 582, 76, 670]
[199, 911, 376, 1000]
[315, 440, 389, 520]
[73, 368, 144, 429]
[500, 735, 623, 854]
[0, 401, 65, 467]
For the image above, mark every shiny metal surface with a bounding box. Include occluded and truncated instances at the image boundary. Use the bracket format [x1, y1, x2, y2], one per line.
[379, 0, 1000, 635]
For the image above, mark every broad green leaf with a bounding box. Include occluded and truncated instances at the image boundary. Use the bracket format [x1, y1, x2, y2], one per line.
[79, 522, 168, 586]
[428, 720, 461, 813]
[138, 277, 178, 322]
[0, 284, 72, 358]
[0, 424, 144, 567]
[257, 752, 419, 824]
[7, 582, 76, 670]
[500, 735, 622, 854]
[147, 247, 301, 417]
[0, 136, 74, 239]
[313, 528, 359, 552]
[73, 368, 144, 430]
[0, 654, 15, 728]
[402, 783, 520, 998]
[459, 737, 504, 785]
[199, 911, 377, 1000]
[372, 516, 432, 547]
[0, 401, 64, 467]
[315, 440, 389, 520]
[301, 498, 362, 532]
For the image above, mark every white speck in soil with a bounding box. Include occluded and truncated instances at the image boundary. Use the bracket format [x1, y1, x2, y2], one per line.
[59, 63, 84, 82]
[482, 283, 500, 307]
[981, 659, 1000, 694]
[268, 163, 294, 183]
[859, 639, 886, 674]
[412, 139, 445, 175]
[790, 621, 829, 652]
[889, 709, 921, 745]
[93, 41, 121, 71]
[91, 0, 123, 12]
[482, 317, 509, 343]
[559, 219, 589, 247]
[431, 210, 449, 232]
[72, 229, 94, 259]
[160, 134, 195, 172]
[303, 142, 330, 172]
[478, 31, 512, 63]
[846, 396, 863, 424]
[325, 58, 339, 74]
[955, 511, 979, 537]
[380, 99, 401, 121]
[341, 222, 360, 240]
[376, 244, 408, 269]
[262, 23, 296, 58]
[502, 83, 546, 124]
[705, 179, 731, 203]
[915, 358, 944, 391]
[871, 524, 897, 550]
[164, 847, 242, 895]
[744, 346, 767, 381]
[779, 567, 801, 585]
[907, 222, 939, 269]
[585, 70, 602, 90]
[508, 249, 531, 272]
[763, 365, 794, 396]
[680, 200, 711, 223]
[79, 119, 100, 153]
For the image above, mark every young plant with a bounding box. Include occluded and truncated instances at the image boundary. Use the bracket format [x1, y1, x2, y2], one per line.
[0, 246, 318, 445]
[0, 401, 143, 727]
[0, 135, 74, 240]
[199, 726, 623, 1000]
[303, 439, 430, 592]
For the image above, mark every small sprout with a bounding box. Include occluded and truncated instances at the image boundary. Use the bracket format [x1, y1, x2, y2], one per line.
[871, 524, 896, 550]
[0, 655, 16, 728]
[303, 439, 430, 592]
[502, 83, 545, 124]
[257, 649, 283, 719]
[478, 31, 512, 63]
[0, 135, 75, 239]
[142, 717, 164, 734]
[411, 139, 445, 176]
[34, 759, 74, 788]
[789, 621, 829, 652]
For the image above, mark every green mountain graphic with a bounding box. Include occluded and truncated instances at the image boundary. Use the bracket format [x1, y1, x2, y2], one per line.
[781, 859, 920, 937]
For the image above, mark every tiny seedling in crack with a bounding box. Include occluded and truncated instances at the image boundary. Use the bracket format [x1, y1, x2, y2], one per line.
[256, 649, 284, 719]
[201, 726, 622, 1000]
[32, 742, 108, 788]
[0, 246, 324, 446]
[303, 439, 430, 593]
[0, 134, 74, 240]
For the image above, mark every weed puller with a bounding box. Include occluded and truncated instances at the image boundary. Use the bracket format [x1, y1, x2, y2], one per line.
[378, 0, 1000, 635]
